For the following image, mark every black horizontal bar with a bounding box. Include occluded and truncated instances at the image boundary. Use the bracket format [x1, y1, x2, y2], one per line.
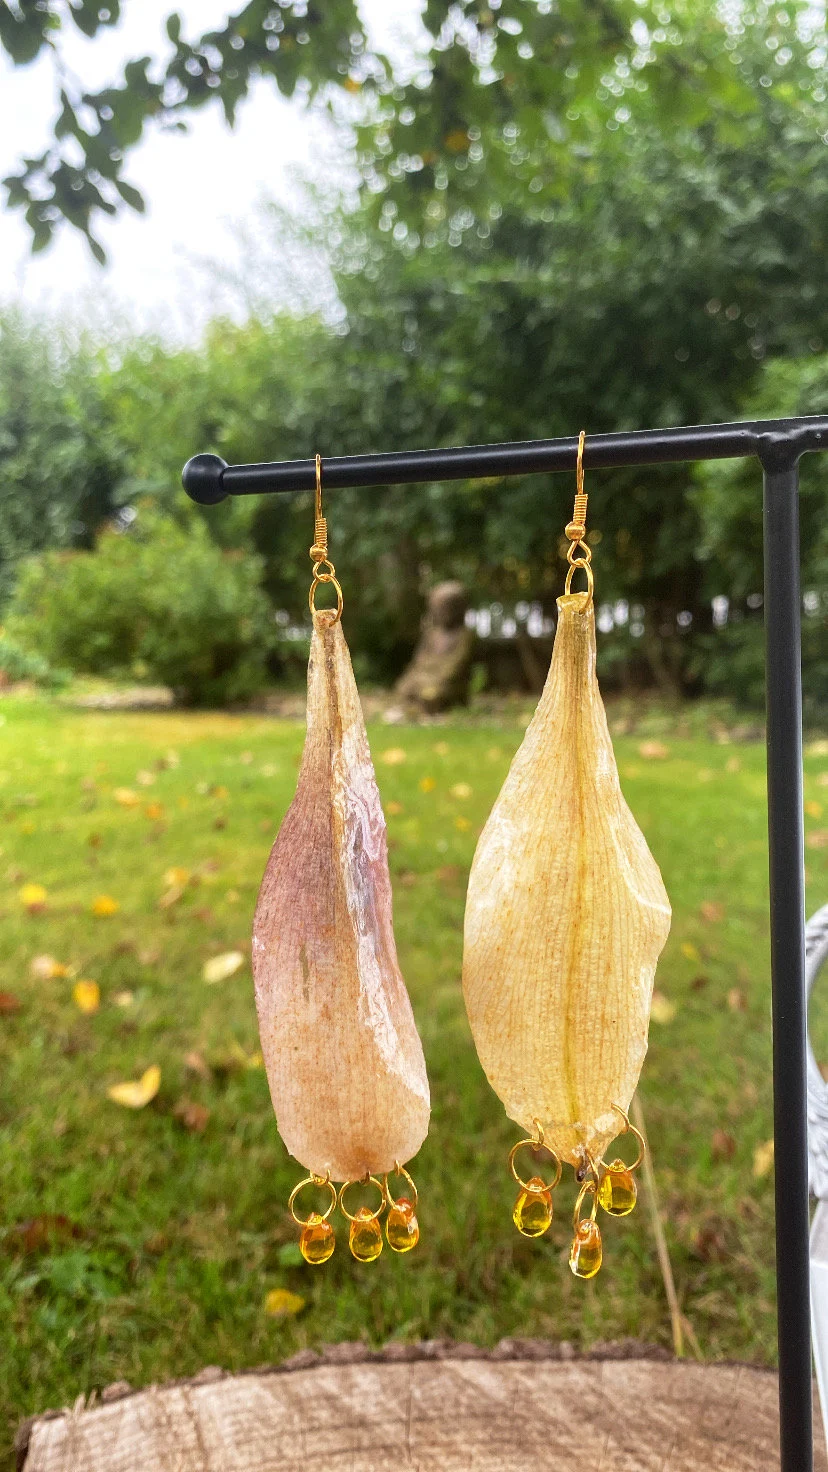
[182, 415, 828, 503]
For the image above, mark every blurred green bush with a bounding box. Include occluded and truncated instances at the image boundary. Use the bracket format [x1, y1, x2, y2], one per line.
[0, 633, 66, 689]
[8, 504, 275, 705]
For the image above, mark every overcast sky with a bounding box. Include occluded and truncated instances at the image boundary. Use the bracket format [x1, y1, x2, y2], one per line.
[0, 0, 423, 339]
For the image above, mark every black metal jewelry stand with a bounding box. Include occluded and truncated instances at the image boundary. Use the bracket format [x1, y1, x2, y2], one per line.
[184, 415, 828, 1472]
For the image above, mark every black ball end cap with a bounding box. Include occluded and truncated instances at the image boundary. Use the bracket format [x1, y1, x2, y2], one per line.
[182, 453, 228, 505]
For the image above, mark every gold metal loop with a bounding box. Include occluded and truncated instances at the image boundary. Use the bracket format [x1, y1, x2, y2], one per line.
[566, 537, 592, 567]
[573, 1178, 599, 1231]
[564, 558, 594, 602]
[288, 1172, 337, 1226]
[338, 1174, 386, 1223]
[309, 574, 344, 621]
[509, 1125, 562, 1195]
[594, 1104, 645, 1174]
[384, 1161, 418, 1211]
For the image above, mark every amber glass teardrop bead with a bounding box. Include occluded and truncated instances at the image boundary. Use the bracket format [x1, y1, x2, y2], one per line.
[386, 1197, 420, 1253]
[569, 1219, 602, 1279]
[512, 1175, 554, 1237]
[299, 1212, 335, 1265]
[597, 1160, 637, 1217]
[349, 1206, 383, 1262]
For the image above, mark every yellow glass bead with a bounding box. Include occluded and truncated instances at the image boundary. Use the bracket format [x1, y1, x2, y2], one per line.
[299, 1211, 335, 1265]
[512, 1175, 553, 1237]
[386, 1196, 420, 1253]
[569, 1219, 603, 1279]
[597, 1160, 637, 1217]
[349, 1205, 383, 1262]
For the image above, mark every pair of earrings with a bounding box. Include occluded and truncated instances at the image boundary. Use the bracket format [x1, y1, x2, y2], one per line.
[251, 437, 671, 1276]
[289, 1164, 419, 1264]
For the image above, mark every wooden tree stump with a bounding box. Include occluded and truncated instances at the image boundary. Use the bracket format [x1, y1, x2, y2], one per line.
[17, 1340, 827, 1472]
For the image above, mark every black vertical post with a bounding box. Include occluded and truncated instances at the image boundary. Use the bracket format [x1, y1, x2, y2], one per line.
[763, 449, 811, 1472]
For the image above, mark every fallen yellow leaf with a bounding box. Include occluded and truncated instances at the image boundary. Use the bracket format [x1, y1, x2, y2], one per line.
[681, 941, 701, 963]
[114, 788, 140, 808]
[19, 883, 47, 910]
[806, 800, 823, 819]
[419, 776, 436, 793]
[30, 954, 68, 980]
[753, 1139, 775, 1179]
[651, 991, 677, 1024]
[454, 815, 471, 832]
[450, 783, 472, 800]
[145, 802, 164, 821]
[264, 1288, 306, 1318]
[136, 770, 156, 787]
[203, 951, 245, 984]
[385, 801, 404, 816]
[164, 867, 190, 888]
[228, 1039, 264, 1069]
[381, 747, 407, 766]
[73, 980, 100, 1014]
[107, 1065, 161, 1109]
[113, 990, 134, 1008]
[91, 894, 119, 917]
[699, 901, 724, 923]
[158, 884, 186, 910]
[433, 742, 450, 757]
[639, 741, 669, 760]
[212, 785, 229, 800]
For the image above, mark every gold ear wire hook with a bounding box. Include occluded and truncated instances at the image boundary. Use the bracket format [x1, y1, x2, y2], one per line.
[564, 429, 594, 604]
[309, 453, 343, 623]
[310, 454, 327, 562]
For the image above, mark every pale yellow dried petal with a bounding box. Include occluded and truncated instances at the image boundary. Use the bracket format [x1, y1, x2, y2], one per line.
[253, 613, 429, 1181]
[463, 594, 671, 1165]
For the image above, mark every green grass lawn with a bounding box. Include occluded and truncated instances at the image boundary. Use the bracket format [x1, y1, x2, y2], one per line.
[1, 693, 827, 1458]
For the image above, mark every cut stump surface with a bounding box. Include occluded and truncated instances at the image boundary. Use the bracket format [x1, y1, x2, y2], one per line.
[18, 1340, 827, 1472]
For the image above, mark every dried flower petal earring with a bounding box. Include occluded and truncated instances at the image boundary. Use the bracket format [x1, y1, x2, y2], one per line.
[462, 432, 671, 1277]
[252, 455, 430, 1263]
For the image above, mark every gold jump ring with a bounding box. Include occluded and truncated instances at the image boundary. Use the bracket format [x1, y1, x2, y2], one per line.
[384, 1161, 419, 1211]
[594, 1104, 645, 1174]
[573, 1178, 599, 1231]
[309, 573, 344, 621]
[509, 1128, 562, 1195]
[338, 1174, 386, 1223]
[288, 1172, 337, 1226]
[564, 558, 594, 602]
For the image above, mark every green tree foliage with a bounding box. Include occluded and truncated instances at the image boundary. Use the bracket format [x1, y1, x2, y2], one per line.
[1, 0, 369, 259]
[8, 503, 275, 704]
[0, 310, 125, 600]
[692, 355, 828, 711]
[4, 1, 825, 262]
